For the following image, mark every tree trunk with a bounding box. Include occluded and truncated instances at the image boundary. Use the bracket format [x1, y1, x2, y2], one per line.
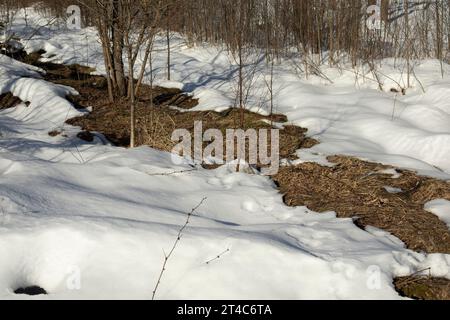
[166, 14, 171, 81]
[112, 0, 127, 96]
[128, 50, 136, 148]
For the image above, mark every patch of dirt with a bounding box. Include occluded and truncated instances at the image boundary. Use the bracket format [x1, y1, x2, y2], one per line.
[15, 50, 318, 162]
[152, 88, 199, 110]
[394, 276, 450, 300]
[48, 130, 61, 137]
[77, 131, 95, 142]
[67, 95, 317, 162]
[273, 156, 450, 254]
[20, 58, 316, 161]
[0, 92, 26, 109]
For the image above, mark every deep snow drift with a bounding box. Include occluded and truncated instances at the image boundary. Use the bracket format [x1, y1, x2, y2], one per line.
[0, 8, 449, 299]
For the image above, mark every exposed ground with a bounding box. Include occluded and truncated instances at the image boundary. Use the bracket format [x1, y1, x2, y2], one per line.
[66, 92, 316, 161]
[273, 157, 450, 300]
[0, 92, 25, 109]
[23, 52, 318, 163]
[3, 50, 450, 300]
[274, 156, 450, 254]
[395, 276, 450, 300]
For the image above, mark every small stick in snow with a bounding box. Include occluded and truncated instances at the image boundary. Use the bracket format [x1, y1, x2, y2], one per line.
[152, 197, 207, 300]
[205, 249, 230, 265]
[146, 168, 197, 176]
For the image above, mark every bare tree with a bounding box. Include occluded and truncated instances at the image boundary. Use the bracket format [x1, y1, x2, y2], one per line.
[79, 0, 166, 147]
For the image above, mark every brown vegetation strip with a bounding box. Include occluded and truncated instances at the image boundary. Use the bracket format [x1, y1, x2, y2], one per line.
[394, 276, 450, 300]
[38, 61, 319, 159]
[13, 50, 318, 159]
[67, 99, 317, 161]
[273, 156, 450, 254]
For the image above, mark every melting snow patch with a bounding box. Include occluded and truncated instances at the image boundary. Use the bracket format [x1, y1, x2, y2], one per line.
[425, 200, 450, 230]
[379, 169, 402, 179]
[384, 186, 403, 194]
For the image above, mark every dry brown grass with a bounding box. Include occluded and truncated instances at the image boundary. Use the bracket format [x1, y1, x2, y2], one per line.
[68, 96, 318, 161]
[394, 276, 450, 300]
[53, 62, 318, 161]
[17, 50, 319, 160]
[274, 156, 450, 254]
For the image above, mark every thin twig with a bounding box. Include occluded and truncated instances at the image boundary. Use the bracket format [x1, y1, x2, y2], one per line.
[152, 197, 207, 300]
[397, 267, 432, 286]
[205, 249, 230, 265]
[146, 168, 197, 176]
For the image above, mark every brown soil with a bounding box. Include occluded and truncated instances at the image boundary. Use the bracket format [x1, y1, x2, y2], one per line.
[394, 276, 450, 300]
[0, 92, 26, 109]
[4, 49, 317, 162]
[273, 156, 450, 254]
[48, 130, 62, 137]
[19, 61, 314, 163]
[67, 90, 317, 161]
[12, 50, 318, 160]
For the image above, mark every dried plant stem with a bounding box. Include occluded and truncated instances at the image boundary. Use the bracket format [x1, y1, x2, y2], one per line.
[205, 249, 230, 265]
[152, 197, 207, 300]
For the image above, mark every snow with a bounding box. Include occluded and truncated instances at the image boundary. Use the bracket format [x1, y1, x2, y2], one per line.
[425, 200, 450, 230]
[0, 55, 43, 94]
[10, 8, 449, 178]
[0, 7, 449, 300]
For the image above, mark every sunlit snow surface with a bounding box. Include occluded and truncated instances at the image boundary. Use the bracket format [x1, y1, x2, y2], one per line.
[0, 8, 449, 299]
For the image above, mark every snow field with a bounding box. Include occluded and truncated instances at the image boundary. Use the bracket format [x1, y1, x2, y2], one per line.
[0, 7, 449, 299]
